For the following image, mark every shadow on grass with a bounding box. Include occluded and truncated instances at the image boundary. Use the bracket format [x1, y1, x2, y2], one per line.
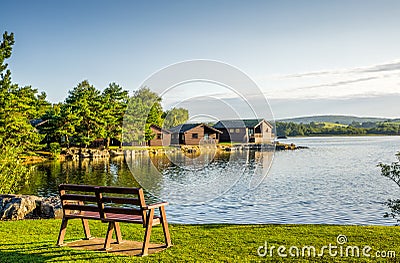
[0, 240, 114, 263]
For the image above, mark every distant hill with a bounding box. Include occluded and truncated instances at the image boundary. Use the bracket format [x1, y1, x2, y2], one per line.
[277, 115, 393, 125]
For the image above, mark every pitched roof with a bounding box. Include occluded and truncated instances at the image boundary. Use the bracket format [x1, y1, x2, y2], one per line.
[169, 123, 222, 134]
[213, 119, 270, 129]
[150, 124, 171, 134]
[169, 124, 199, 133]
[30, 118, 49, 127]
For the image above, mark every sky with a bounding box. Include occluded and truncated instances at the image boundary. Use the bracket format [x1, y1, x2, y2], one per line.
[1, 0, 400, 119]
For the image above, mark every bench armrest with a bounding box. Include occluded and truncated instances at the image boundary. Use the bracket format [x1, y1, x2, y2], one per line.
[144, 202, 169, 210]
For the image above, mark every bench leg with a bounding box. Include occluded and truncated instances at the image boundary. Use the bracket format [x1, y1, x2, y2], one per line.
[104, 222, 114, 250]
[141, 209, 155, 256]
[159, 206, 172, 247]
[81, 219, 92, 240]
[114, 222, 122, 244]
[57, 218, 69, 246]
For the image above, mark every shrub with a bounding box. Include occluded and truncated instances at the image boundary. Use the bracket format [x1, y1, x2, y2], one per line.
[378, 152, 400, 224]
[0, 146, 31, 194]
[49, 142, 61, 159]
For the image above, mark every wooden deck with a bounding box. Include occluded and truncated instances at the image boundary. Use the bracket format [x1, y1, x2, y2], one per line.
[65, 238, 167, 256]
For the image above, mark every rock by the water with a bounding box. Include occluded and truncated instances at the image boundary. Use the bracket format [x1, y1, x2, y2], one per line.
[38, 196, 63, 219]
[0, 194, 62, 220]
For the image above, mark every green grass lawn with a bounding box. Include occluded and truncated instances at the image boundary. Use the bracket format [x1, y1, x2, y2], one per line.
[0, 219, 399, 262]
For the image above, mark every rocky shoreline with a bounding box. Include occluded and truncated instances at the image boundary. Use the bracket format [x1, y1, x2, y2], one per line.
[31, 143, 307, 164]
[0, 194, 62, 220]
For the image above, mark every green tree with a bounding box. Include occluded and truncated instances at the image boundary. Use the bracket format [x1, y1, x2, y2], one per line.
[35, 91, 51, 118]
[0, 31, 35, 193]
[162, 107, 189, 129]
[0, 145, 31, 194]
[101, 82, 128, 148]
[123, 87, 163, 144]
[38, 103, 67, 146]
[147, 103, 163, 127]
[0, 31, 45, 151]
[378, 152, 400, 224]
[64, 80, 105, 147]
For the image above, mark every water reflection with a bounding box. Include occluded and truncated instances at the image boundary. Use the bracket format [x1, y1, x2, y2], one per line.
[23, 150, 274, 205]
[250, 151, 274, 190]
[21, 157, 140, 198]
[125, 150, 274, 204]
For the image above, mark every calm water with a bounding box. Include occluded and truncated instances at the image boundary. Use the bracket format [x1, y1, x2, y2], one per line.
[21, 136, 400, 225]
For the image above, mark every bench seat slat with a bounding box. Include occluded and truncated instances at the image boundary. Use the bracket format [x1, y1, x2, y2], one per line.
[64, 211, 101, 220]
[102, 196, 141, 205]
[102, 213, 161, 224]
[61, 194, 98, 202]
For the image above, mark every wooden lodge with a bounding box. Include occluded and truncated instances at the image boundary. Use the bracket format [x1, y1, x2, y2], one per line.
[213, 119, 274, 144]
[169, 123, 222, 145]
[148, 124, 171, 146]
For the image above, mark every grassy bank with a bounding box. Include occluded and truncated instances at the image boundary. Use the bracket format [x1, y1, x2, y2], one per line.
[0, 220, 399, 262]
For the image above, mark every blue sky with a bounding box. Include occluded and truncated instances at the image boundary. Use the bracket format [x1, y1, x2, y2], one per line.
[1, 1, 400, 119]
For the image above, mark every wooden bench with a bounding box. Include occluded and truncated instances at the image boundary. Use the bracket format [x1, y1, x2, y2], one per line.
[57, 184, 171, 256]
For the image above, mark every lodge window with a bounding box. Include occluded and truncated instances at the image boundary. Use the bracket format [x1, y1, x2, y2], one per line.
[235, 129, 240, 133]
[192, 133, 198, 139]
[229, 129, 234, 133]
[157, 133, 162, 139]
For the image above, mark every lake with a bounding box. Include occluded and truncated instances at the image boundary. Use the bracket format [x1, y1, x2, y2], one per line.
[21, 136, 400, 225]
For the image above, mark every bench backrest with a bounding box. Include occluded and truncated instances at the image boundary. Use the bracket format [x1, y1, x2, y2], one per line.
[59, 184, 148, 222]
[59, 184, 100, 216]
[97, 186, 147, 221]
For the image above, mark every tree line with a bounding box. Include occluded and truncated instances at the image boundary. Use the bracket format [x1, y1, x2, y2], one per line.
[0, 31, 189, 153]
[276, 121, 400, 137]
[1, 31, 34, 193]
[0, 31, 189, 193]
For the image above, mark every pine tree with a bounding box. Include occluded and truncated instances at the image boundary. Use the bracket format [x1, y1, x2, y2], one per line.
[63, 80, 105, 147]
[0, 31, 45, 151]
[0, 31, 39, 193]
[123, 87, 163, 144]
[162, 107, 189, 129]
[102, 83, 128, 148]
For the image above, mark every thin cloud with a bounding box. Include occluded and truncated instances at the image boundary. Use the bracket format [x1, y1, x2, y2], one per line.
[294, 76, 379, 91]
[359, 61, 400, 73]
[284, 70, 343, 78]
[279, 60, 400, 79]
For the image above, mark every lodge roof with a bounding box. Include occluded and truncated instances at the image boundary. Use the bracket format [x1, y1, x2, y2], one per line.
[213, 119, 271, 129]
[169, 123, 222, 134]
[150, 124, 172, 134]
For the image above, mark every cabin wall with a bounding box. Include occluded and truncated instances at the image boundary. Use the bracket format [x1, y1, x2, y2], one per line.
[183, 125, 205, 145]
[254, 121, 273, 143]
[148, 126, 171, 146]
[218, 128, 230, 142]
[170, 133, 180, 145]
[215, 121, 274, 144]
[170, 125, 221, 145]
[220, 127, 247, 143]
